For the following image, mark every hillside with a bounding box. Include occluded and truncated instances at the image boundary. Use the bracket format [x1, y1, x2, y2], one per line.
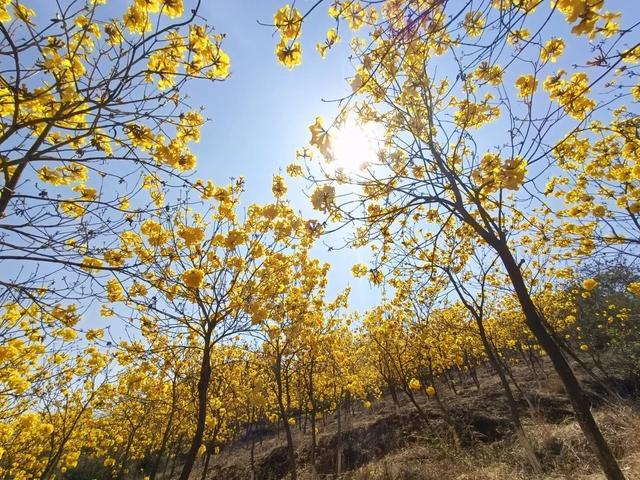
[196, 357, 640, 480]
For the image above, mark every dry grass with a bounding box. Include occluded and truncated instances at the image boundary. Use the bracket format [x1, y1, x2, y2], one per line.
[341, 406, 640, 480]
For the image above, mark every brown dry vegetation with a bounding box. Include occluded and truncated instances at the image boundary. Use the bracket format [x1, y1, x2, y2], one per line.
[187, 356, 640, 480]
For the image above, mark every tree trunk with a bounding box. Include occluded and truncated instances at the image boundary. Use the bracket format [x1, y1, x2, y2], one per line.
[498, 245, 625, 480]
[427, 361, 463, 447]
[444, 371, 458, 395]
[310, 410, 317, 479]
[403, 387, 434, 434]
[275, 355, 296, 480]
[178, 334, 213, 480]
[473, 314, 541, 473]
[335, 404, 342, 478]
[282, 417, 297, 480]
[389, 382, 401, 415]
[149, 378, 178, 480]
[162, 439, 179, 478]
[200, 448, 212, 480]
[308, 365, 318, 480]
[117, 425, 138, 480]
[250, 429, 257, 480]
[169, 450, 179, 479]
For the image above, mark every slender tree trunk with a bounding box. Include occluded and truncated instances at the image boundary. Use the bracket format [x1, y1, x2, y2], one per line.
[404, 387, 434, 434]
[444, 371, 458, 395]
[200, 448, 212, 480]
[335, 403, 342, 478]
[250, 429, 257, 480]
[178, 333, 213, 480]
[169, 450, 179, 479]
[498, 245, 624, 480]
[310, 410, 317, 479]
[39, 396, 94, 480]
[117, 426, 138, 480]
[0, 123, 53, 217]
[499, 356, 535, 411]
[282, 417, 297, 480]
[344, 392, 353, 431]
[475, 316, 542, 473]
[464, 355, 481, 390]
[149, 378, 178, 480]
[308, 365, 318, 480]
[162, 439, 178, 478]
[427, 361, 463, 446]
[389, 382, 401, 415]
[275, 356, 296, 480]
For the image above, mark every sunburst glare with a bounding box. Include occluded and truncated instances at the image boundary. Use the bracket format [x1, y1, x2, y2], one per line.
[327, 114, 383, 175]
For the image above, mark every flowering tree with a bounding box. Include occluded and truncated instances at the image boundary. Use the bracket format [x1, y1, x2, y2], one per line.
[0, 0, 229, 324]
[104, 177, 320, 479]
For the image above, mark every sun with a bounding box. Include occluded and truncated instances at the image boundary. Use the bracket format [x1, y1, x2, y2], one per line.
[328, 115, 383, 175]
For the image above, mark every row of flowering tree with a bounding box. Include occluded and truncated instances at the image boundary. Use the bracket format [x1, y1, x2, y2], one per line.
[6, 244, 627, 480]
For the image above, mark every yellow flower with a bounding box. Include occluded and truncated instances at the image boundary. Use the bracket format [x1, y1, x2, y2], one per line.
[408, 378, 421, 391]
[344, 2, 366, 30]
[554, 0, 603, 36]
[13, 3, 35, 24]
[540, 38, 565, 63]
[273, 4, 302, 40]
[140, 219, 168, 246]
[309, 116, 332, 158]
[515, 74, 537, 98]
[123, 4, 151, 35]
[106, 279, 124, 302]
[56, 327, 77, 341]
[507, 28, 530, 44]
[61, 201, 86, 218]
[592, 205, 606, 217]
[80, 257, 103, 272]
[40, 423, 54, 435]
[316, 28, 340, 58]
[627, 282, 640, 296]
[425, 385, 436, 397]
[272, 175, 287, 198]
[351, 264, 369, 278]
[85, 328, 105, 341]
[474, 62, 503, 86]
[178, 225, 205, 247]
[310, 185, 335, 213]
[182, 268, 205, 289]
[224, 229, 246, 250]
[104, 21, 124, 45]
[501, 156, 527, 190]
[286, 163, 303, 177]
[463, 11, 485, 37]
[582, 278, 597, 291]
[276, 39, 302, 69]
[161, 0, 184, 18]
